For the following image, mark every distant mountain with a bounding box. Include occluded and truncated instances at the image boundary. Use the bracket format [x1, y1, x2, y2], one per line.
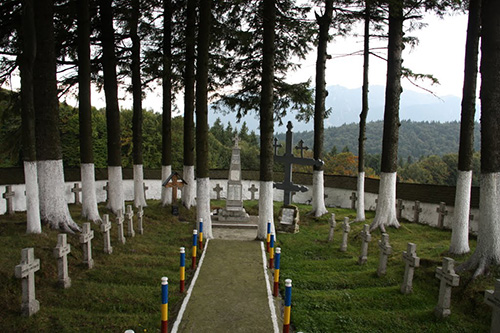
[209, 85, 469, 134]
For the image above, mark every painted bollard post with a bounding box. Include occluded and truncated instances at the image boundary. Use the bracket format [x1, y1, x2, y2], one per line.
[269, 233, 275, 269]
[180, 247, 186, 293]
[192, 230, 198, 269]
[266, 221, 271, 253]
[283, 279, 292, 333]
[273, 247, 281, 297]
[198, 218, 204, 251]
[161, 277, 168, 333]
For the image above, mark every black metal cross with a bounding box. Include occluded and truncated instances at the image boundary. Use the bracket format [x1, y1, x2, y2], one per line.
[295, 140, 309, 158]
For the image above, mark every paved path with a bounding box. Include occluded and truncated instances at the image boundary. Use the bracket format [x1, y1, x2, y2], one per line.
[172, 239, 280, 333]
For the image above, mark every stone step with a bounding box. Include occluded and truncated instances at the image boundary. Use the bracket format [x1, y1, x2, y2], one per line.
[212, 222, 258, 229]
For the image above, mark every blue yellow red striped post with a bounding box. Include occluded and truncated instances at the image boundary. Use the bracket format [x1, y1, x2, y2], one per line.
[273, 247, 281, 297]
[179, 247, 186, 293]
[269, 232, 275, 269]
[283, 279, 292, 333]
[266, 221, 271, 252]
[192, 229, 198, 269]
[161, 277, 168, 333]
[198, 218, 204, 251]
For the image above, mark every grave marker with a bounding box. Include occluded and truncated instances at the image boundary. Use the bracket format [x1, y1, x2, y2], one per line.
[14, 248, 40, 316]
[116, 209, 126, 244]
[143, 182, 149, 199]
[137, 205, 144, 235]
[103, 182, 109, 202]
[436, 202, 448, 229]
[213, 184, 223, 200]
[377, 233, 392, 276]
[412, 200, 422, 223]
[327, 213, 336, 243]
[3, 185, 15, 215]
[80, 223, 94, 269]
[434, 257, 460, 318]
[101, 214, 113, 254]
[278, 206, 299, 233]
[358, 224, 372, 265]
[126, 205, 135, 237]
[485, 279, 500, 332]
[350, 192, 357, 210]
[401, 242, 420, 294]
[248, 184, 258, 200]
[396, 199, 405, 220]
[295, 139, 309, 158]
[53, 234, 71, 288]
[274, 122, 323, 206]
[71, 183, 82, 205]
[340, 217, 350, 252]
[162, 172, 187, 216]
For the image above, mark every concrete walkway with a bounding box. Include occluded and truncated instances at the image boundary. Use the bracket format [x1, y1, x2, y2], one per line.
[172, 238, 281, 333]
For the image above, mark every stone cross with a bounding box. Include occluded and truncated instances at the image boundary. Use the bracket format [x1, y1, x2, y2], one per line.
[274, 122, 323, 206]
[350, 192, 357, 210]
[3, 185, 15, 215]
[103, 182, 109, 202]
[377, 233, 392, 276]
[248, 184, 258, 200]
[340, 217, 350, 252]
[295, 140, 309, 158]
[327, 213, 336, 243]
[485, 279, 500, 332]
[79, 223, 95, 269]
[126, 205, 135, 237]
[412, 200, 422, 223]
[14, 248, 40, 316]
[116, 209, 126, 245]
[434, 257, 460, 318]
[401, 242, 420, 294]
[436, 202, 448, 229]
[71, 183, 82, 205]
[101, 214, 113, 254]
[143, 182, 149, 200]
[358, 224, 372, 265]
[213, 184, 223, 200]
[396, 199, 405, 220]
[53, 234, 72, 288]
[137, 205, 144, 235]
[273, 137, 282, 155]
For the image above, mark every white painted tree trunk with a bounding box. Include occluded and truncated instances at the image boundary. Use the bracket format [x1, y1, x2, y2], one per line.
[461, 173, 500, 277]
[356, 171, 366, 222]
[449, 170, 472, 254]
[258, 181, 275, 240]
[38, 160, 80, 232]
[311, 170, 328, 217]
[81, 163, 101, 223]
[107, 166, 124, 215]
[370, 172, 399, 231]
[182, 165, 196, 209]
[196, 177, 213, 239]
[161, 165, 172, 206]
[24, 161, 41, 234]
[133, 164, 147, 208]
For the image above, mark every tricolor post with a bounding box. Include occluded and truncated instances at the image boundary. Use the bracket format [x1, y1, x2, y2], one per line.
[266, 221, 271, 253]
[274, 247, 281, 297]
[192, 229, 198, 269]
[161, 277, 168, 333]
[179, 247, 185, 293]
[198, 218, 204, 251]
[283, 279, 292, 333]
[269, 232, 275, 269]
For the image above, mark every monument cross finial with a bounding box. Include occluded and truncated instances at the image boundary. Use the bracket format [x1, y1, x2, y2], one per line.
[233, 135, 240, 148]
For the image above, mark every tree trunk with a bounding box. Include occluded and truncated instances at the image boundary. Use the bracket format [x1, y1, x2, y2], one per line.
[460, 0, 500, 278]
[19, 0, 41, 234]
[182, 0, 196, 209]
[34, 0, 79, 232]
[195, 0, 213, 238]
[99, 0, 124, 214]
[357, 0, 370, 222]
[258, 0, 276, 239]
[450, 0, 481, 255]
[311, 0, 333, 218]
[370, 0, 403, 231]
[161, 0, 173, 206]
[78, 0, 100, 222]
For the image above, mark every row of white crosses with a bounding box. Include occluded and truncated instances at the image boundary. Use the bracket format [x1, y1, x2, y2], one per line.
[14, 205, 144, 317]
[328, 213, 465, 319]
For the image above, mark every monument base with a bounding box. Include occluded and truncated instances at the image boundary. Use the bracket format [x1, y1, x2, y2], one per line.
[215, 207, 250, 223]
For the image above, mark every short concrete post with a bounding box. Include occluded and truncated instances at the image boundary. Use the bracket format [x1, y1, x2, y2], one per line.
[71, 183, 82, 205]
[436, 202, 448, 229]
[340, 217, 350, 252]
[412, 201, 422, 223]
[434, 257, 460, 318]
[137, 205, 144, 235]
[377, 233, 392, 277]
[14, 248, 40, 316]
[80, 223, 94, 269]
[53, 234, 71, 288]
[101, 214, 113, 254]
[485, 279, 500, 333]
[401, 243, 420, 294]
[358, 224, 372, 265]
[327, 213, 336, 243]
[116, 209, 126, 245]
[3, 185, 15, 215]
[126, 205, 135, 237]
